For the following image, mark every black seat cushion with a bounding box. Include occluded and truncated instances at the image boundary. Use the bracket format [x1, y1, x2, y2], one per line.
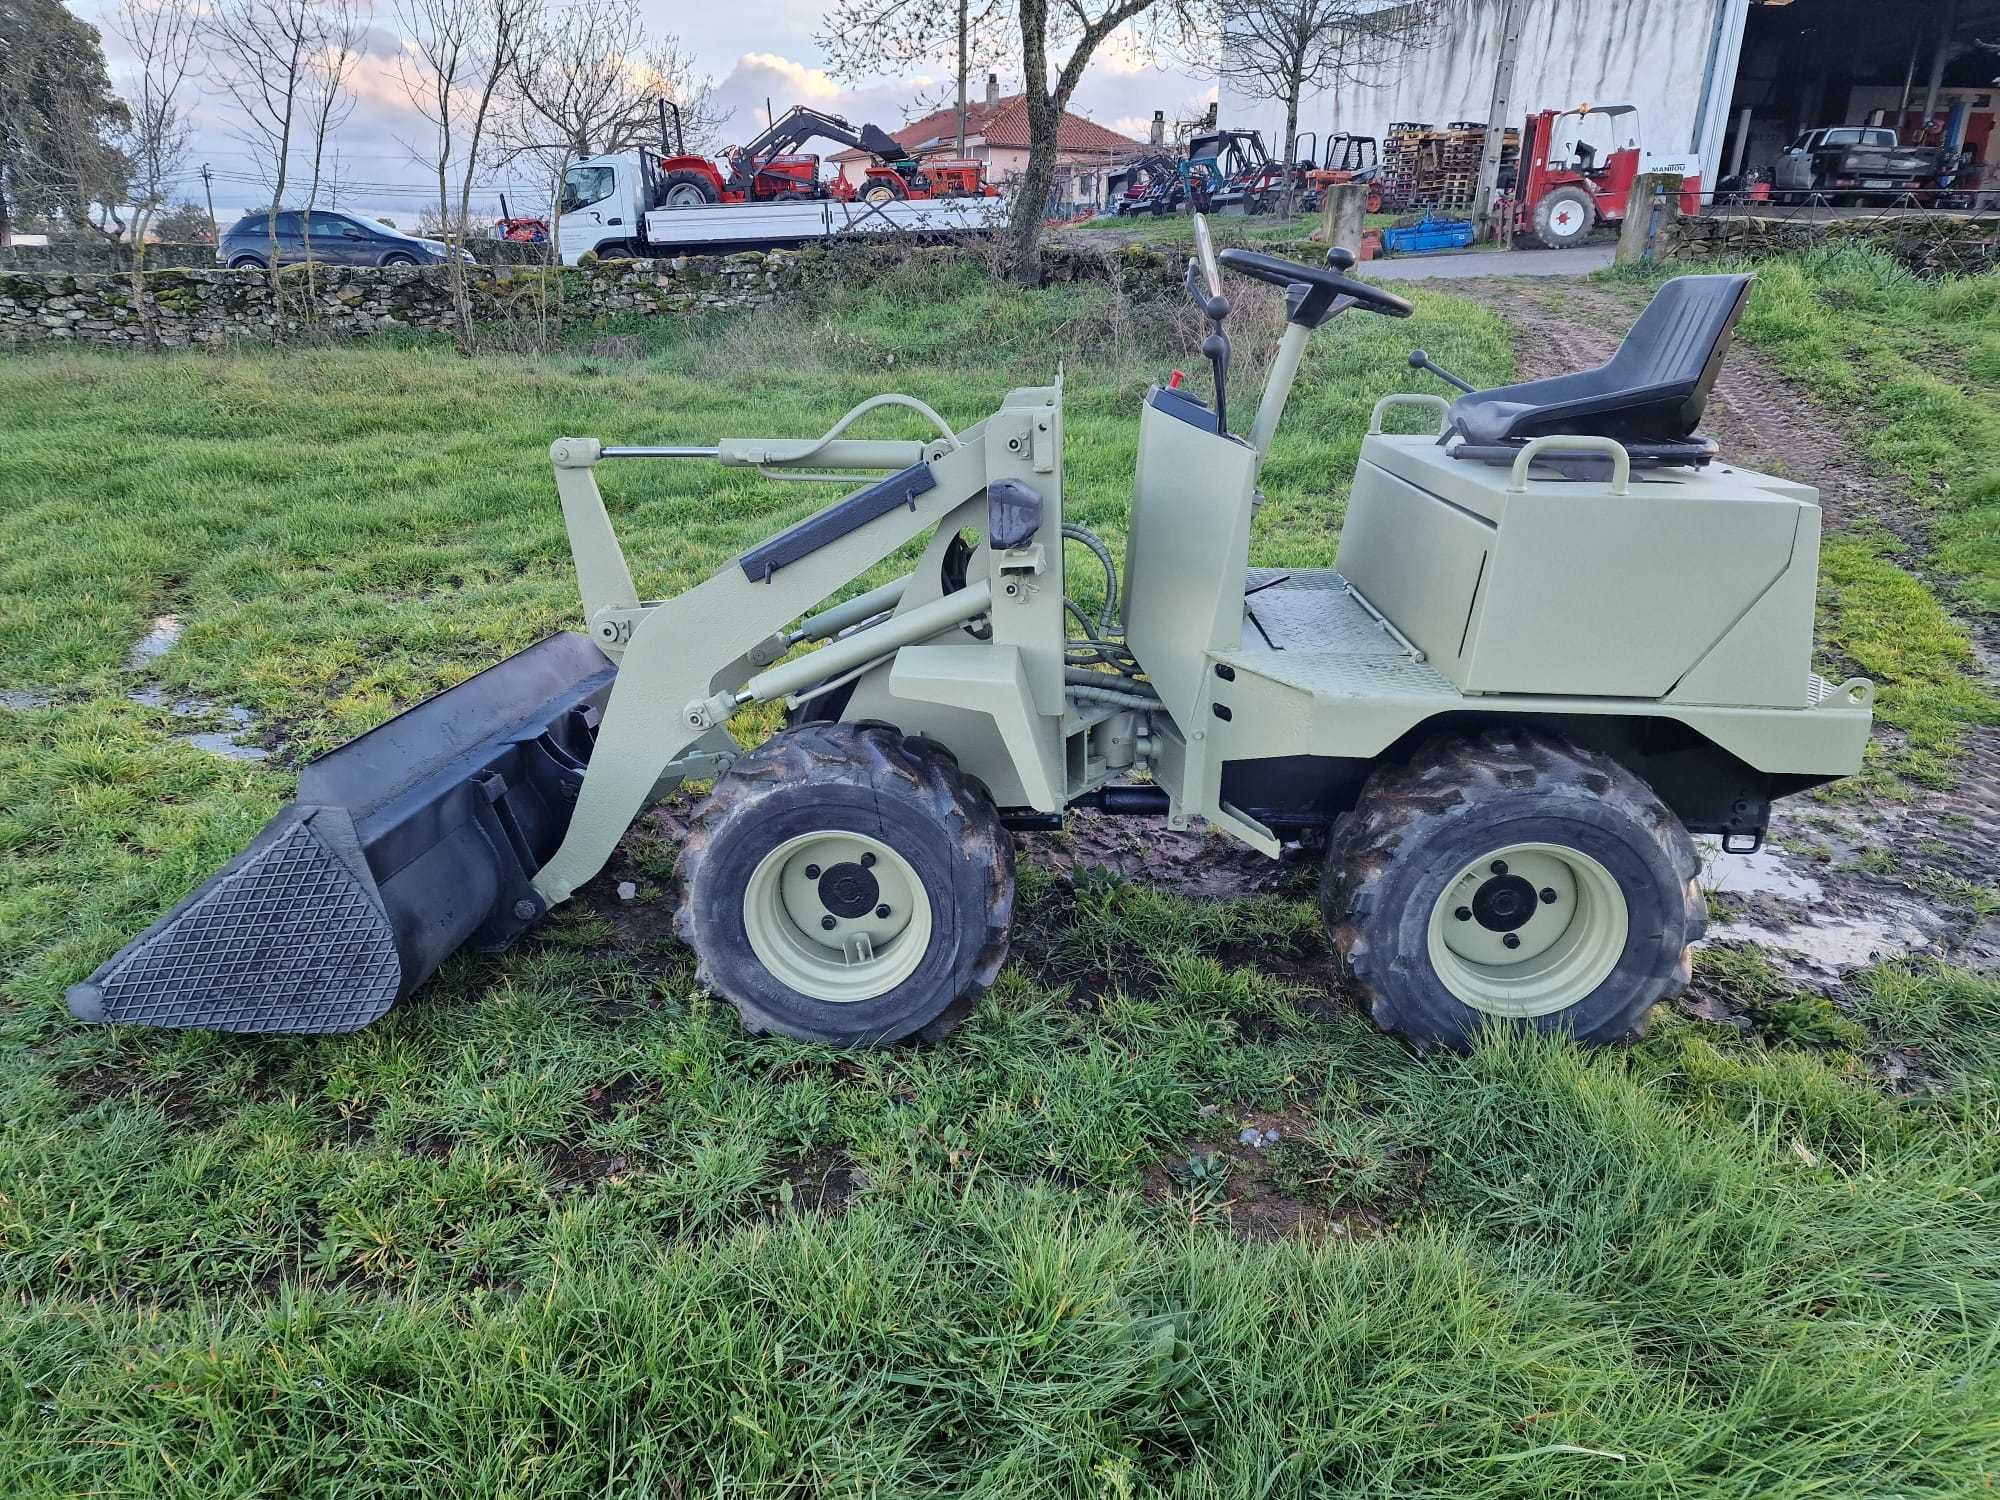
[1447, 273, 1752, 447]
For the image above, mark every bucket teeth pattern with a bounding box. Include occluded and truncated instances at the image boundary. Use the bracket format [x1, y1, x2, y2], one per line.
[67, 812, 402, 1034]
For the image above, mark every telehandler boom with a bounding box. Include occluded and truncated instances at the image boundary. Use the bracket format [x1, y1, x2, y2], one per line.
[71, 219, 1872, 1051]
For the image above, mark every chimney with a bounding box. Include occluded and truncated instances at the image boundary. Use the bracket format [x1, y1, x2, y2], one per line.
[1150, 109, 1165, 146]
[985, 72, 999, 108]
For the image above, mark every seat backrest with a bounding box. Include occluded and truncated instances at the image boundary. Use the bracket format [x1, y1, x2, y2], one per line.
[1601, 273, 1753, 429]
[1445, 272, 1751, 447]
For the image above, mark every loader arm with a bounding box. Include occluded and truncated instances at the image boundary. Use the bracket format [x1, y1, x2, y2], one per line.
[530, 427, 997, 905]
[727, 105, 905, 192]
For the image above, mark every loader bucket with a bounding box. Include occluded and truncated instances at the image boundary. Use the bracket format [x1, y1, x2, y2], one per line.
[67, 633, 617, 1034]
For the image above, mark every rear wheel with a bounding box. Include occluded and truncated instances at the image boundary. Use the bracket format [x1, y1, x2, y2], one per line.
[674, 722, 1013, 1047]
[1529, 185, 1596, 248]
[1322, 729, 1702, 1051]
[861, 177, 908, 205]
[661, 170, 719, 208]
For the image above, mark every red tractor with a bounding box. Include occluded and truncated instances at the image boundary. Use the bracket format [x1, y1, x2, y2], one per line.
[1512, 103, 1701, 249]
[656, 103, 995, 209]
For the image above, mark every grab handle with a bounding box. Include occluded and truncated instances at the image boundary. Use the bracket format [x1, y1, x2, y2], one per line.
[1367, 392, 1451, 434]
[1507, 435, 1631, 494]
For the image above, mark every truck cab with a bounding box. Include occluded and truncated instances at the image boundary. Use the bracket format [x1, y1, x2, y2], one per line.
[556, 154, 648, 262]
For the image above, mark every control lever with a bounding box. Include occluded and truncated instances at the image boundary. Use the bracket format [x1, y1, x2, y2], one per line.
[1408, 348, 1476, 394]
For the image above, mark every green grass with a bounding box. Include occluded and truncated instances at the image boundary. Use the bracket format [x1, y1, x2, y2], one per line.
[3, 256, 1999, 1495]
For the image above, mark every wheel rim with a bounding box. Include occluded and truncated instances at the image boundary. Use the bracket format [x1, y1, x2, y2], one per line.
[743, 832, 932, 1003]
[664, 184, 708, 207]
[1425, 842, 1628, 1018]
[1549, 201, 1585, 238]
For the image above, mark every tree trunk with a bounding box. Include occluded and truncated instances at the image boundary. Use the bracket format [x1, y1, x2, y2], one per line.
[1007, 0, 1054, 285]
[1007, 104, 1059, 285]
[1279, 91, 1300, 221]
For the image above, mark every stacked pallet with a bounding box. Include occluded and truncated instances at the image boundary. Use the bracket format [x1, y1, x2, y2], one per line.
[1379, 122, 1521, 212]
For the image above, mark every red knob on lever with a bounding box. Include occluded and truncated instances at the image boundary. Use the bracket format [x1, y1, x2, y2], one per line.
[1167, 369, 1185, 390]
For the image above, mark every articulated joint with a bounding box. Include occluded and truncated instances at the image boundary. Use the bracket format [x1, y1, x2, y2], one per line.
[746, 632, 791, 668]
[684, 690, 741, 732]
[549, 437, 603, 469]
[589, 605, 648, 650]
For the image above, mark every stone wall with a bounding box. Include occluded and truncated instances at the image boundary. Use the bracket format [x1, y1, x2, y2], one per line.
[1664, 212, 2000, 276]
[0, 254, 805, 347]
[0, 241, 1182, 349]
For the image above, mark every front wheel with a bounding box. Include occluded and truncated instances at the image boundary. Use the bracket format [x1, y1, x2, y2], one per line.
[674, 723, 1014, 1047]
[228, 255, 266, 270]
[381, 252, 418, 266]
[1323, 729, 1702, 1051]
[1529, 185, 1596, 248]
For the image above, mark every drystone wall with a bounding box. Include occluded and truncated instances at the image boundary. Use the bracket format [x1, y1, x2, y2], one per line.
[1664, 211, 1999, 276]
[0, 241, 1182, 349]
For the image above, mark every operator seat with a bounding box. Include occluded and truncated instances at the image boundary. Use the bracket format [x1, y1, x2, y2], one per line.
[1445, 273, 1752, 465]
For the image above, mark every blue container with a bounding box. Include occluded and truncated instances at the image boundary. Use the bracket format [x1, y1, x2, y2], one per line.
[1382, 213, 1476, 254]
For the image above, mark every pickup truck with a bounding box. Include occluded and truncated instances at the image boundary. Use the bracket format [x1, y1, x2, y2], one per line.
[1773, 127, 1944, 202]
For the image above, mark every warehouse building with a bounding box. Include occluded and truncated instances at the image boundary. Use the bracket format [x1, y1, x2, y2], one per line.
[1220, 0, 1999, 191]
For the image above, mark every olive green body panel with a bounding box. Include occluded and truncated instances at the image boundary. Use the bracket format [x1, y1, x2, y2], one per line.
[1337, 435, 1822, 705]
[1121, 402, 1260, 725]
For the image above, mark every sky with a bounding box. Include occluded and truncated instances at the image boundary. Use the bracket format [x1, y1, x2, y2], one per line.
[71, 0, 1218, 229]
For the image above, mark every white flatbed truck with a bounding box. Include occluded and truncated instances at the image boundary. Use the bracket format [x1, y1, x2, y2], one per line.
[555, 153, 1010, 264]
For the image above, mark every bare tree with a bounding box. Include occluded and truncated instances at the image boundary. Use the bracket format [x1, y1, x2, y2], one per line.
[495, 0, 719, 193]
[1215, 0, 1435, 219]
[396, 0, 535, 335]
[816, 0, 1010, 149]
[206, 0, 325, 259]
[817, 0, 1191, 283]
[107, 0, 200, 341]
[299, 0, 369, 254]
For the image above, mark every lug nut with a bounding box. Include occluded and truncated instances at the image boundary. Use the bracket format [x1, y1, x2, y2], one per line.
[1502, 932, 1521, 949]
[1490, 859, 1508, 875]
[875, 904, 891, 918]
[804, 864, 820, 879]
[820, 915, 836, 931]
[1454, 906, 1472, 921]
[1540, 887, 1558, 904]
[860, 852, 876, 868]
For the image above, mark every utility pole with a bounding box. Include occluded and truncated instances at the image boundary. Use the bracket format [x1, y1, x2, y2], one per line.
[200, 162, 218, 242]
[956, 0, 969, 154]
[1470, 0, 1524, 243]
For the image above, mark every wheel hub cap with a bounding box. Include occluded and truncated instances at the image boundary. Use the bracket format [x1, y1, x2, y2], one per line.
[816, 862, 880, 918]
[744, 832, 931, 1003]
[1426, 842, 1629, 1019]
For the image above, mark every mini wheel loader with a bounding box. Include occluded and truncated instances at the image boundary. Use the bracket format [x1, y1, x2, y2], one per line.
[70, 219, 1874, 1051]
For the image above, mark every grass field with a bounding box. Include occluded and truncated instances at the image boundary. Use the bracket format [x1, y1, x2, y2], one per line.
[3, 252, 1998, 1496]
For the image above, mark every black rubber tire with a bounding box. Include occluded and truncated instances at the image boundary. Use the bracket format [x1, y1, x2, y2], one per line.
[673, 722, 1014, 1047]
[861, 177, 908, 205]
[1529, 185, 1596, 249]
[381, 252, 418, 266]
[1322, 729, 1702, 1052]
[660, 170, 719, 208]
[228, 255, 266, 270]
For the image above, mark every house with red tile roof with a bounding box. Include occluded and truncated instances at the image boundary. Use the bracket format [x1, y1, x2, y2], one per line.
[830, 74, 1153, 212]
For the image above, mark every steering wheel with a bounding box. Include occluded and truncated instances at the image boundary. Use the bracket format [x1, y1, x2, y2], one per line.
[1217, 246, 1413, 321]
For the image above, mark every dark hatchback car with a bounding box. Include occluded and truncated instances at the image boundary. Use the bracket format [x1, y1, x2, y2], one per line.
[218, 209, 474, 268]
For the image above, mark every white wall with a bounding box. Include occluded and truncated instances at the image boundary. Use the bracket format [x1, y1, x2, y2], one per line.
[1219, 0, 1749, 183]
